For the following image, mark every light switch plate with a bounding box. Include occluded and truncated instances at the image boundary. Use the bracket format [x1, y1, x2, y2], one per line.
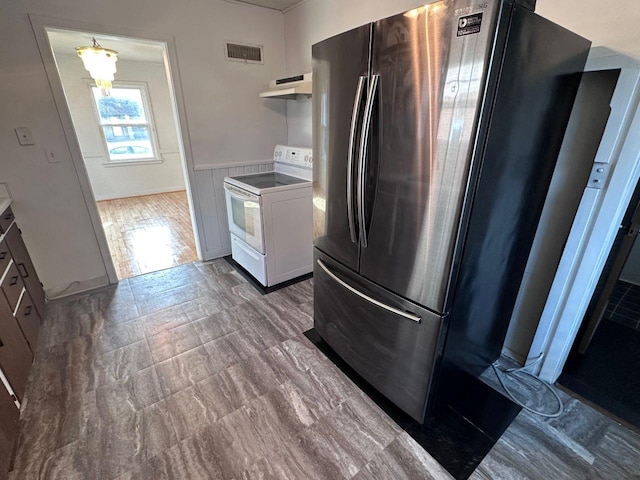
[44, 148, 60, 164]
[15, 127, 34, 146]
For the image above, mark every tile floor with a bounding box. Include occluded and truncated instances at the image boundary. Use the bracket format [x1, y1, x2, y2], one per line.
[605, 280, 640, 331]
[97, 191, 198, 280]
[10, 260, 640, 479]
[560, 316, 640, 429]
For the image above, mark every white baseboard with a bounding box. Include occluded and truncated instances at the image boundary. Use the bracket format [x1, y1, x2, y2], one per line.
[194, 160, 274, 171]
[202, 247, 231, 262]
[501, 346, 526, 366]
[45, 274, 110, 300]
[94, 186, 186, 201]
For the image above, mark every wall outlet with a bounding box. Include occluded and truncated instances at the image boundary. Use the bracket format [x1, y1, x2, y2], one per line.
[44, 148, 60, 164]
[15, 127, 35, 146]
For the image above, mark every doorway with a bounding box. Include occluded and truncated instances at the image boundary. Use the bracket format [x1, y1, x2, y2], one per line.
[559, 178, 640, 429]
[45, 29, 198, 280]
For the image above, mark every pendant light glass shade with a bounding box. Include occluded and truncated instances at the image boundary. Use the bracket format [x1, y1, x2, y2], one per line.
[76, 38, 118, 90]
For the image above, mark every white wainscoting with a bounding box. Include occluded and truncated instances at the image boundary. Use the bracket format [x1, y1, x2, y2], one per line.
[193, 162, 274, 260]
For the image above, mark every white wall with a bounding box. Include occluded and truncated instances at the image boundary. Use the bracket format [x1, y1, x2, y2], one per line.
[0, 0, 286, 294]
[284, 0, 640, 74]
[283, 0, 422, 147]
[536, 0, 640, 60]
[286, 97, 312, 148]
[54, 54, 186, 200]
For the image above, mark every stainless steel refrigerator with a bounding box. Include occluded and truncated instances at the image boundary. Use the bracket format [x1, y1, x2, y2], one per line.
[312, 0, 590, 423]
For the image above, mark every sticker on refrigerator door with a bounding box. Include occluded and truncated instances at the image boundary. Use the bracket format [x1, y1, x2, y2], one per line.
[457, 12, 483, 36]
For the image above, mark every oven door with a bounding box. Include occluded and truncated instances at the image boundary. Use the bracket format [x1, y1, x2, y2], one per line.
[224, 182, 265, 253]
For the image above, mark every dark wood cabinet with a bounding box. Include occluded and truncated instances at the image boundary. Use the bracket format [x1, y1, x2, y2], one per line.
[0, 208, 14, 235]
[0, 383, 19, 480]
[14, 292, 40, 352]
[4, 224, 45, 318]
[0, 294, 32, 402]
[0, 241, 10, 277]
[0, 203, 46, 479]
[1, 263, 25, 313]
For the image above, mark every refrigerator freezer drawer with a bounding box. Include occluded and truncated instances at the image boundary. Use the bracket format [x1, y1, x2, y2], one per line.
[231, 234, 267, 286]
[313, 249, 445, 422]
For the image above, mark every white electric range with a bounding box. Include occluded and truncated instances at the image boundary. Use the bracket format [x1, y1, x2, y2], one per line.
[223, 145, 313, 287]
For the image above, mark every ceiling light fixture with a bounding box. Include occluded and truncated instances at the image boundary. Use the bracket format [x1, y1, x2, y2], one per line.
[76, 38, 118, 93]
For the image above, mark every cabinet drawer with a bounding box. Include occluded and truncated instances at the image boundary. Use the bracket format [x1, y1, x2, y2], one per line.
[0, 379, 20, 467]
[0, 207, 14, 234]
[0, 240, 10, 277]
[0, 296, 33, 401]
[314, 250, 445, 423]
[4, 224, 45, 318]
[231, 234, 267, 286]
[1, 264, 24, 313]
[15, 292, 40, 352]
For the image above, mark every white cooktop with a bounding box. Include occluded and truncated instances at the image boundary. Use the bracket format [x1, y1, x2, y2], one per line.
[224, 145, 312, 196]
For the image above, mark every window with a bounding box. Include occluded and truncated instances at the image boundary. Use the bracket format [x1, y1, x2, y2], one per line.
[91, 84, 158, 162]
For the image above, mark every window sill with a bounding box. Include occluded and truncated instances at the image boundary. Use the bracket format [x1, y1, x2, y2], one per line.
[102, 158, 164, 167]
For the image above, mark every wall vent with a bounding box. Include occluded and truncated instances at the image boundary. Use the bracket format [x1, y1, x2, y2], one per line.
[225, 42, 263, 64]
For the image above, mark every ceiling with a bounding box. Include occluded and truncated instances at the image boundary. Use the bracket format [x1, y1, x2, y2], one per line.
[228, 0, 303, 11]
[46, 29, 165, 63]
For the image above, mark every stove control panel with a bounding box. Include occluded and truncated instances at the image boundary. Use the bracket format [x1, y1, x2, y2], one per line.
[274, 145, 313, 168]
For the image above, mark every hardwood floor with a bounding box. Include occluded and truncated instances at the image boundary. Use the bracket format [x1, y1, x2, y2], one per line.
[10, 260, 640, 479]
[97, 191, 198, 279]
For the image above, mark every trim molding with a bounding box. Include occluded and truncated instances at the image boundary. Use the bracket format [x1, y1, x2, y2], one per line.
[283, 0, 309, 14]
[501, 346, 526, 366]
[194, 159, 274, 171]
[530, 66, 640, 382]
[45, 275, 110, 300]
[204, 246, 232, 260]
[94, 187, 187, 202]
[28, 14, 203, 286]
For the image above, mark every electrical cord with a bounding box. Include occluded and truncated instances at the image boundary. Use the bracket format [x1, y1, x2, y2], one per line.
[491, 353, 564, 418]
[45, 280, 81, 300]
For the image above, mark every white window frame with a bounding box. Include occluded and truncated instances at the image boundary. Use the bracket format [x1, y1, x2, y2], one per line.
[89, 81, 161, 165]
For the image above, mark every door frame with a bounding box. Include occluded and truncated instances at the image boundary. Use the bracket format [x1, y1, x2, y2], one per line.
[28, 14, 204, 285]
[577, 191, 640, 354]
[528, 57, 640, 382]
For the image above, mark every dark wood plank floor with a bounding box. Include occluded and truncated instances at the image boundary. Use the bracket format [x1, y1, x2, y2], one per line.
[9, 260, 640, 479]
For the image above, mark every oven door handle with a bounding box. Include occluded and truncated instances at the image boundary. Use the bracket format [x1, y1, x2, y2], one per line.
[224, 183, 260, 203]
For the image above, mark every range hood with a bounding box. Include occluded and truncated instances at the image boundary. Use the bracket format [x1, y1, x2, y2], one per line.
[259, 73, 312, 99]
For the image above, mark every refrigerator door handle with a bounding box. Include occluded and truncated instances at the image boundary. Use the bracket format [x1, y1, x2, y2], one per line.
[357, 74, 380, 248]
[317, 259, 422, 323]
[347, 76, 367, 243]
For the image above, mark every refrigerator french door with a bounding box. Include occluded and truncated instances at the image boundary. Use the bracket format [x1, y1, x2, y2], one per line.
[312, 25, 370, 271]
[312, 0, 590, 423]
